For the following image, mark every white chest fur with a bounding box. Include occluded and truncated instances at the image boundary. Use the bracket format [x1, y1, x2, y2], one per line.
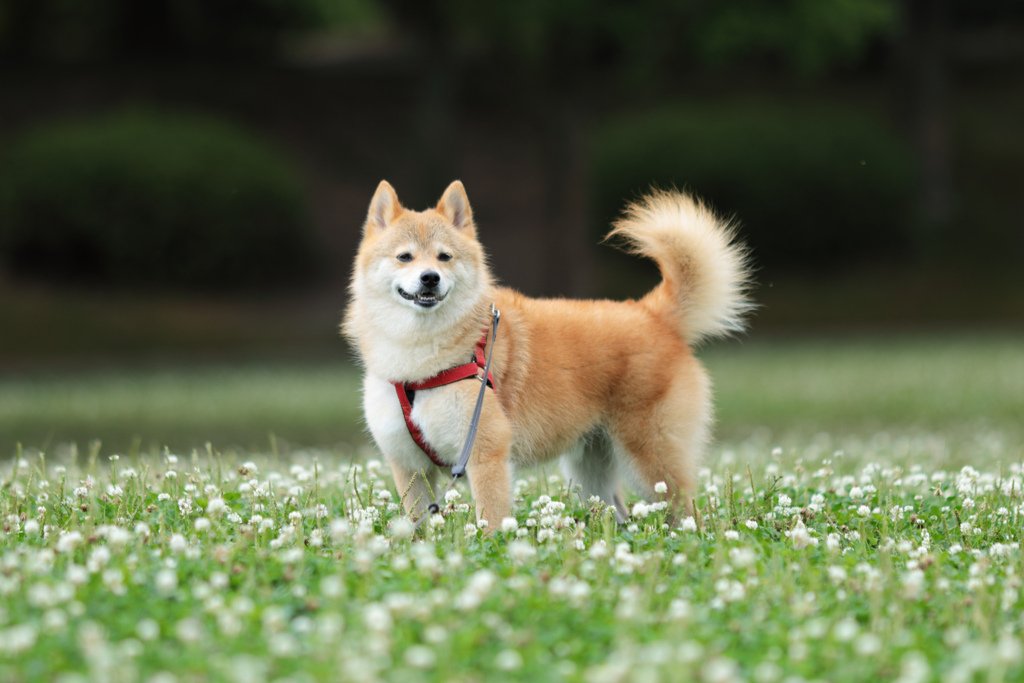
[362, 373, 479, 471]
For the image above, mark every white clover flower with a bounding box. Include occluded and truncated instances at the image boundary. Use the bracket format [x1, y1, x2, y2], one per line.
[404, 645, 437, 669]
[363, 603, 392, 633]
[745, 519, 759, 530]
[752, 661, 782, 683]
[102, 568, 126, 596]
[589, 541, 609, 560]
[789, 521, 812, 550]
[24, 519, 40, 536]
[494, 649, 523, 671]
[169, 534, 187, 553]
[508, 540, 537, 565]
[42, 609, 67, 634]
[631, 502, 650, 519]
[444, 489, 461, 504]
[0, 624, 38, 655]
[681, 517, 698, 532]
[280, 548, 303, 564]
[702, 656, 740, 683]
[175, 617, 203, 644]
[833, 617, 859, 642]
[729, 546, 756, 569]
[714, 578, 745, 603]
[194, 518, 211, 533]
[428, 514, 445, 529]
[66, 564, 88, 586]
[854, 633, 882, 655]
[724, 530, 740, 541]
[423, 624, 448, 644]
[155, 568, 178, 596]
[896, 650, 930, 683]
[654, 481, 668, 494]
[206, 498, 227, 517]
[105, 526, 130, 550]
[989, 542, 1015, 558]
[902, 569, 926, 599]
[996, 632, 1024, 664]
[57, 531, 83, 554]
[500, 517, 519, 533]
[381, 517, 412, 541]
[329, 518, 351, 542]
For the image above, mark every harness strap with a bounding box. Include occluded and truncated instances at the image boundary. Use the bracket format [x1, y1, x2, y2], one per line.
[393, 329, 496, 468]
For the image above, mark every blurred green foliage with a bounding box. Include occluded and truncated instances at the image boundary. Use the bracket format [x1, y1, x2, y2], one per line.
[435, 0, 896, 86]
[0, 0, 384, 62]
[594, 102, 914, 270]
[0, 111, 320, 289]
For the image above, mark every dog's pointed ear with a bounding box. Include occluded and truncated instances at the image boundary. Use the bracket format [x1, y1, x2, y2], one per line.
[365, 180, 402, 233]
[435, 180, 474, 235]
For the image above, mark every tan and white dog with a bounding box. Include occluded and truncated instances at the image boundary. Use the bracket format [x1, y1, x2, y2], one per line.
[343, 180, 751, 528]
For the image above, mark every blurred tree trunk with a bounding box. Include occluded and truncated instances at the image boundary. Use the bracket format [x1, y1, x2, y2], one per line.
[898, 0, 955, 255]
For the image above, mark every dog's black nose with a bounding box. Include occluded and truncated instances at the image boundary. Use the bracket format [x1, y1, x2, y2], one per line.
[420, 271, 440, 288]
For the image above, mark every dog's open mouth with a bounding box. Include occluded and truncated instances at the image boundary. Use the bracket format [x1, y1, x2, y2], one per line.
[397, 287, 446, 308]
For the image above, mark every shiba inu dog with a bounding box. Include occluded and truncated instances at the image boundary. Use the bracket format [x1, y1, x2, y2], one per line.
[343, 180, 751, 528]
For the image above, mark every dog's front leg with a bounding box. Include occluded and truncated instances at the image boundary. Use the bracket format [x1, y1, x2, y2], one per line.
[389, 459, 438, 521]
[465, 399, 513, 531]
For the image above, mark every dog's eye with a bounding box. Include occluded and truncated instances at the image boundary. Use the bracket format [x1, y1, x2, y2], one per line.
[438, 252, 452, 262]
[396, 253, 413, 262]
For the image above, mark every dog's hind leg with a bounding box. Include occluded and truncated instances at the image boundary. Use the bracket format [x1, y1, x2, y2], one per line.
[607, 363, 712, 525]
[560, 430, 628, 523]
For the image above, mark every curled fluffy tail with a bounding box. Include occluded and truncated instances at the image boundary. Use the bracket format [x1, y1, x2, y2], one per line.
[607, 189, 753, 345]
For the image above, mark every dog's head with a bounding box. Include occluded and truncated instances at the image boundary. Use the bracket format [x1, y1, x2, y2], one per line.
[351, 180, 489, 317]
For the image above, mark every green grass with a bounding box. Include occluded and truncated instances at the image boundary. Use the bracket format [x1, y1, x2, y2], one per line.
[1, 335, 1023, 682]
[0, 362, 365, 455]
[1, 419, 1023, 681]
[2, 334, 1022, 455]
[705, 333, 1024, 432]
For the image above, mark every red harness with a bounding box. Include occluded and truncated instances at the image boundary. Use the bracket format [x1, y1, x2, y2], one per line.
[392, 330, 496, 468]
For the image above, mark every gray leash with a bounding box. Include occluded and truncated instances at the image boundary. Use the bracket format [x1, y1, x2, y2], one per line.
[411, 304, 501, 531]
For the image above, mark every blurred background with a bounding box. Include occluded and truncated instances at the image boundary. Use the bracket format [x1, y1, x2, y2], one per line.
[0, 0, 1021, 456]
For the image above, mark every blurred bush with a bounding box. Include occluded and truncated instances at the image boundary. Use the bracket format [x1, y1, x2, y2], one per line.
[0, 111, 319, 289]
[593, 102, 914, 271]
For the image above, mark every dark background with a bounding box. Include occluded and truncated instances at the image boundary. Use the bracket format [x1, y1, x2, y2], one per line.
[1, 0, 1022, 368]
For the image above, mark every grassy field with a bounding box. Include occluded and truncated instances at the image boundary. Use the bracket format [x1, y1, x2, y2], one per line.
[2, 333, 1022, 455]
[1, 334, 1023, 682]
